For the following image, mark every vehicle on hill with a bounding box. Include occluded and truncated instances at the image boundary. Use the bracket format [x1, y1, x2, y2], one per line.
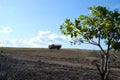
[48, 44, 61, 50]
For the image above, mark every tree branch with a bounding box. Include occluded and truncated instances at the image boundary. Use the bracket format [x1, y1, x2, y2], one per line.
[88, 38, 99, 46]
[98, 44, 106, 55]
[106, 38, 112, 54]
[96, 63, 103, 76]
[88, 38, 106, 55]
[98, 34, 101, 45]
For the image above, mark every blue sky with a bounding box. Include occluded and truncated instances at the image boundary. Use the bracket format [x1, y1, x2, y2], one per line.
[0, 0, 120, 49]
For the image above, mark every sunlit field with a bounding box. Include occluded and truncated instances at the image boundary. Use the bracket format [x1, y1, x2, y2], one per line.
[0, 47, 120, 80]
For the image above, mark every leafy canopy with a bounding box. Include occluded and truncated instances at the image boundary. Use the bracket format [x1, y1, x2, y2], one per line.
[60, 6, 120, 51]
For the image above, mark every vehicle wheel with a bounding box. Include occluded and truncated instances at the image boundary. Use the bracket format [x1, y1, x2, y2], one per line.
[57, 48, 60, 50]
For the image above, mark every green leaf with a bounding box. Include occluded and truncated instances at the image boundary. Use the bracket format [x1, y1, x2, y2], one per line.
[79, 15, 85, 20]
[65, 18, 70, 23]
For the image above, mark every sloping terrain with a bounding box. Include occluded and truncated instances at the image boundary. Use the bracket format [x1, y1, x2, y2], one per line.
[0, 47, 120, 80]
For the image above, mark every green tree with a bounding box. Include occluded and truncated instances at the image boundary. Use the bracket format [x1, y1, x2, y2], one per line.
[60, 6, 120, 80]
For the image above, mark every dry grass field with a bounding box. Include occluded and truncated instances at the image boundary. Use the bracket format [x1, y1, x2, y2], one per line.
[0, 47, 120, 80]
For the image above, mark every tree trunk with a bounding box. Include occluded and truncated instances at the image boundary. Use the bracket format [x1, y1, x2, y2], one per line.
[96, 54, 110, 80]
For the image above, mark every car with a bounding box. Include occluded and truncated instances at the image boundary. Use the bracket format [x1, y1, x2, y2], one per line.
[48, 44, 62, 50]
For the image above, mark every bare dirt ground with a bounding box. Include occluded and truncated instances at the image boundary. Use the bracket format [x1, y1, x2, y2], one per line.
[0, 48, 120, 80]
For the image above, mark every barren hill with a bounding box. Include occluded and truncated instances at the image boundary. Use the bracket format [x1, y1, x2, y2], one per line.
[0, 47, 120, 80]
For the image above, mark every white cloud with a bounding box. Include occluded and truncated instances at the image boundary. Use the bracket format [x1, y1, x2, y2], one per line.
[38, 31, 51, 36]
[26, 31, 69, 47]
[48, 34, 58, 40]
[0, 26, 12, 34]
[0, 30, 70, 48]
